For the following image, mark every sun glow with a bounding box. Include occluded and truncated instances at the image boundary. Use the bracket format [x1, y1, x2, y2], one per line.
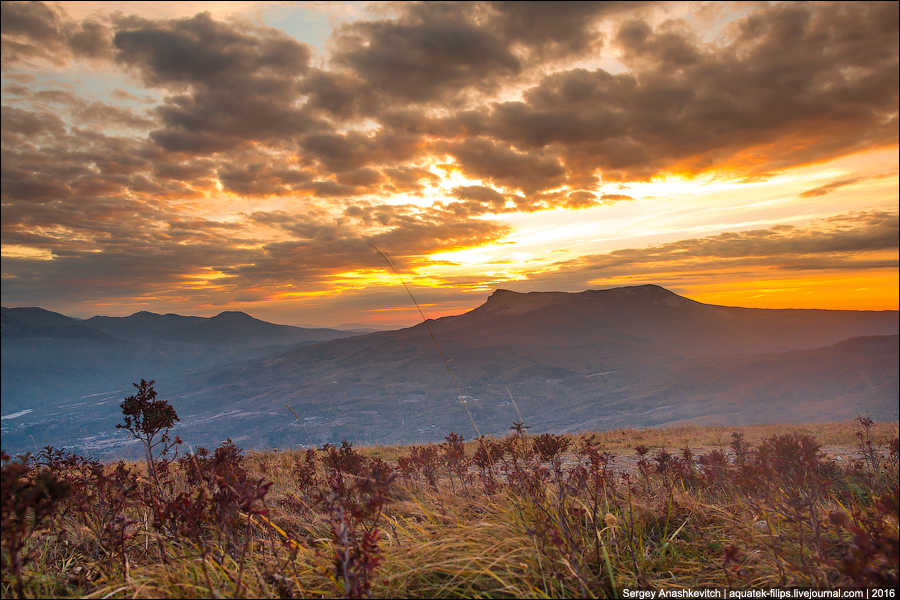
[431, 161, 492, 194]
[426, 249, 493, 266]
[1, 2, 896, 324]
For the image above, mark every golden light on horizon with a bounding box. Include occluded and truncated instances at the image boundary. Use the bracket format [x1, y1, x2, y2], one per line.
[671, 271, 899, 311]
[0, 1, 895, 326]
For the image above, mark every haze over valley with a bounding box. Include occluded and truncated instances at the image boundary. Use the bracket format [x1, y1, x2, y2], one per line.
[1, 2, 897, 458]
[3, 285, 896, 456]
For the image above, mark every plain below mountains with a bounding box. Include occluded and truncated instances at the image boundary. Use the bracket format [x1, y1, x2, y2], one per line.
[2, 285, 897, 456]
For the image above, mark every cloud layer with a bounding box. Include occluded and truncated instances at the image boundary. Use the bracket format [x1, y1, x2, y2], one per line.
[2, 1, 897, 320]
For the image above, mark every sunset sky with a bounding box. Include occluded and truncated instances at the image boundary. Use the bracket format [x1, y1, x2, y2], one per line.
[2, 1, 897, 328]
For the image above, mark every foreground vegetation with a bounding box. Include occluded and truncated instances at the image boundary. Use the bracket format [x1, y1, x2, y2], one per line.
[2, 382, 898, 598]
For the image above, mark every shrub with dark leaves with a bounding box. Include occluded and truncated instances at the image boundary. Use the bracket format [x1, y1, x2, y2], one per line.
[1, 451, 71, 597]
[318, 463, 395, 598]
[442, 432, 470, 493]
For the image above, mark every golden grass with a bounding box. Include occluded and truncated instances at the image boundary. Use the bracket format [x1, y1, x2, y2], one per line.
[4, 420, 898, 598]
[565, 420, 899, 451]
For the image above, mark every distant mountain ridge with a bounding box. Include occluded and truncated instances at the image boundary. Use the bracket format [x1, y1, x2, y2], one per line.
[2, 307, 114, 341]
[3, 306, 359, 347]
[1, 307, 364, 438]
[2, 306, 86, 328]
[2, 285, 897, 456]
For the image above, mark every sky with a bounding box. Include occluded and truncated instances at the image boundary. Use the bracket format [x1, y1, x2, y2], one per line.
[1, 1, 897, 328]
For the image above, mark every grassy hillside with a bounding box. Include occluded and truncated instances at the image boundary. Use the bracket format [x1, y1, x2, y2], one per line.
[2, 416, 898, 598]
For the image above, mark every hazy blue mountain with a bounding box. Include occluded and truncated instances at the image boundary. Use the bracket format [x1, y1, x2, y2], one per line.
[83, 310, 358, 347]
[2, 307, 113, 340]
[3, 307, 83, 327]
[1, 308, 364, 448]
[3, 286, 897, 457]
[83, 312, 205, 342]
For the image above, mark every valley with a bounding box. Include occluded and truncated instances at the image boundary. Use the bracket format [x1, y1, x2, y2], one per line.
[3, 285, 897, 457]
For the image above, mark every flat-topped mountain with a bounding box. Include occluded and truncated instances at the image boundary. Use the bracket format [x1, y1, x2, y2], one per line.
[151, 285, 897, 452]
[232, 285, 894, 387]
[437, 284, 895, 357]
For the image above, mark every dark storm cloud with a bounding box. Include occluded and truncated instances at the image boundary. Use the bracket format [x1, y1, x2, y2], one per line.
[151, 156, 217, 184]
[336, 168, 384, 188]
[1, 1, 111, 65]
[112, 12, 319, 151]
[439, 137, 568, 194]
[485, 1, 647, 58]
[2, 2, 898, 313]
[2, 0, 70, 63]
[216, 162, 315, 197]
[66, 19, 112, 59]
[324, 2, 652, 111]
[437, 183, 605, 216]
[3, 149, 270, 307]
[381, 166, 441, 194]
[295, 180, 358, 198]
[0, 109, 179, 207]
[297, 68, 368, 120]
[464, 1, 898, 182]
[330, 2, 522, 106]
[1, 105, 67, 143]
[451, 185, 507, 205]
[112, 13, 309, 87]
[299, 129, 421, 174]
[2, 182, 512, 308]
[12, 2, 890, 197]
[1, 240, 260, 308]
[5, 1, 896, 189]
[437, 185, 509, 217]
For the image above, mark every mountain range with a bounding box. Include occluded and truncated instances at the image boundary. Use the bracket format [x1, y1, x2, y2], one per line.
[2, 285, 897, 456]
[1, 307, 361, 452]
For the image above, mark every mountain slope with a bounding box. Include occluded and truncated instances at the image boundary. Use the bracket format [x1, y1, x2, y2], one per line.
[3, 286, 896, 456]
[0, 308, 364, 429]
[151, 285, 897, 452]
[2, 307, 114, 340]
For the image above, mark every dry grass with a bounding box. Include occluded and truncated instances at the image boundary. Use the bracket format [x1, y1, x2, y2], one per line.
[565, 421, 899, 452]
[3, 419, 898, 598]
